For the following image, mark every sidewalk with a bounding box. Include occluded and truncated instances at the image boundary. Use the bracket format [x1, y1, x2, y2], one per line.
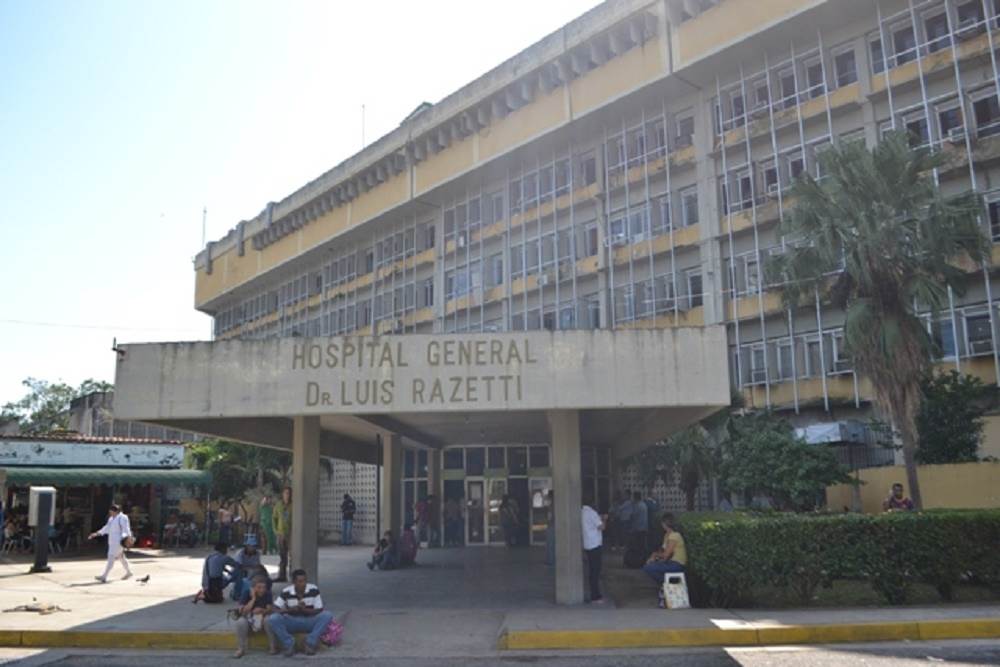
[0, 548, 997, 654]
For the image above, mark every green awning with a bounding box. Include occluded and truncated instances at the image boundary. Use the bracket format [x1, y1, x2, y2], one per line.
[0, 467, 211, 487]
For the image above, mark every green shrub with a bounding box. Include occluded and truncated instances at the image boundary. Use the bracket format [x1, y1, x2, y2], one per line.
[677, 509, 1000, 607]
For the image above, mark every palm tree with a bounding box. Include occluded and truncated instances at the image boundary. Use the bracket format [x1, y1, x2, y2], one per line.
[632, 426, 716, 511]
[767, 131, 989, 509]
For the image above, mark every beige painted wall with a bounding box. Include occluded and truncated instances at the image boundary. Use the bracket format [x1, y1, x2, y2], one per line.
[827, 461, 1000, 513]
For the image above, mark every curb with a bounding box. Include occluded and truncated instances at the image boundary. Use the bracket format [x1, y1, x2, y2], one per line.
[498, 618, 1000, 650]
[0, 631, 266, 651]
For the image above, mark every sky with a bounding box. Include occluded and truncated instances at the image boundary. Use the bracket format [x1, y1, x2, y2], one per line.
[0, 0, 602, 406]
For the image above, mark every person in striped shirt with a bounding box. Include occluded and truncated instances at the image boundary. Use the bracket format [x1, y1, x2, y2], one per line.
[265, 568, 334, 656]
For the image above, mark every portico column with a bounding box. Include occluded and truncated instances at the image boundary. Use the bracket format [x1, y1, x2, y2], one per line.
[547, 409, 583, 605]
[380, 433, 403, 538]
[291, 416, 320, 579]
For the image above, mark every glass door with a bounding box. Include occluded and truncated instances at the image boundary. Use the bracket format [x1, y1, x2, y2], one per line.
[465, 480, 485, 545]
[529, 477, 552, 546]
[487, 479, 507, 545]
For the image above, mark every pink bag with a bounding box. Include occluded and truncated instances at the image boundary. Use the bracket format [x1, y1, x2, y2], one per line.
[320, 618, 343, 646]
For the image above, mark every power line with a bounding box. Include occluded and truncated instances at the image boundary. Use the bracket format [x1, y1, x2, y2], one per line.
[0, 319, 206, 334]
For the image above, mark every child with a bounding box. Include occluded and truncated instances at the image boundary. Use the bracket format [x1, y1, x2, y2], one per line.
[233, 574, 274, 658]
[366, 530, 399, 570]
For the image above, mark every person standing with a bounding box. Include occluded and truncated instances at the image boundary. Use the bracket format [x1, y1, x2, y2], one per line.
[273, 487, 292, 582]
[218, 503, 233, 548]
[340, 493, 356, 546]
[544, 490, 555, 567]
[581, 496, 606, 604]
[629, 491, 649, 559]
[499, 495, 519, 547]
[88, 504, 133, 583]
[258, 495, 275, 555]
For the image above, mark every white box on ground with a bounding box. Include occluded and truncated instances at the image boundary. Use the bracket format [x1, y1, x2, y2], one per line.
[28, 486, 57, 527]
[663, 572, 690, 609]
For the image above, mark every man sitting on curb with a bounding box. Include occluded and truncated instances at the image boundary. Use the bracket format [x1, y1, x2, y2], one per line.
[266, 568, 334, 657]
[642, 513, 687, 608]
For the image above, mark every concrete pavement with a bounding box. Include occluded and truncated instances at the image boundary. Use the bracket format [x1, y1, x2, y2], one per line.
[0, 546, 997, 656]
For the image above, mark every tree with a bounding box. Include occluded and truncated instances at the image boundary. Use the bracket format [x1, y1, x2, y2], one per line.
[0, 377, 113, 433]
[187, 439, 292, 503]
[630, 426, 717, 511]
[720, 412, 853, 512]
[917, 370, 992, 464]
[767, 131, 989, 509]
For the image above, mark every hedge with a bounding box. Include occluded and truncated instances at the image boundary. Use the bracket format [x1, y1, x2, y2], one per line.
[675, 510, 1000, 607]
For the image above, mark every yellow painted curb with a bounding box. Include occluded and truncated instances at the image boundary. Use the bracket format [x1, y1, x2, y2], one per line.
[0, 631, 21, 647]
[500, 618, 1000, 651]
[918, 618, 1000, 640]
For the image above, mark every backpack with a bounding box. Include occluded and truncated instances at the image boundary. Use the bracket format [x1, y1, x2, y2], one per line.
[320, 618, 344, 646]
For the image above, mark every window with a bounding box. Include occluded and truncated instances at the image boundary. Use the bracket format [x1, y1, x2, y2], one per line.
[465, 447, 485, 476]
[745, 258, 760, 295]
[443, 448, 463, 470]
[578, 152, 597, 186]
[779, 68, 797, 108]
[892, 23, 917, 65]
[485, 191, 504, 225]
[586, 298, 601, 329]
[966, 312, 994, 355]
[681, 186, 699, 227]
[675, 113, 695, 147]
[938, 105, 964, 141]
[729, 91, 746, 128]
[529, 446, 550, 469]
[956, 1, 984, 34]
[762, 161, 779, 195]
[749, 345, 767, 384]
[973, 92, 1000, 137]
[421, 278, 433, 308]
[924, 12, 951, 53]
[583, 223, 599, 257]
[833, 47, 857, 87]
[806, 338, 823, 377]
[989, 200, 1000, 241]
[777, 341, 795, 380]
[930, 318, 957, 359]
[804, 57, 825, 98]
[686, 270, 703, 308]
[840, 128, 866, 146]
[903, 112, 929, 147]
[489, 253, 504, 287]
[870, 36, 886, 74]
[830, 332, 851, 373]
[752, 78, 769, 110]
[787, 151, 806, 181]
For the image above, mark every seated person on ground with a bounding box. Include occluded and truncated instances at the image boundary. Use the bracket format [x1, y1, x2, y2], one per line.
[193, 542, 238, 603]
[266, 568, 334, 657]
[366, 530, 399, 570]
[399, 523, 419, 566]
[642, 513, 687, 608]
[232, 574, 273, 659]
[231, 535, 262, 601]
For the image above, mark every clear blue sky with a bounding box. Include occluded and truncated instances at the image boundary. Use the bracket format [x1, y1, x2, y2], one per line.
[0, 0, 601, 405]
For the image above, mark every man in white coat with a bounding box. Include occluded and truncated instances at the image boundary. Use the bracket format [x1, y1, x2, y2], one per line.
[88, 504, 133, 582]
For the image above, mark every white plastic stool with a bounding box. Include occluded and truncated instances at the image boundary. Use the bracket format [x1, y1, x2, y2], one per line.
[662, 571, 690, 609]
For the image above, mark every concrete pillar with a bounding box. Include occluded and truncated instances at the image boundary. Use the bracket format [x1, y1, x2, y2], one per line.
[547, 409, 584, 605]
[380, 434, 403, 538]
[291, 416, 320, 580]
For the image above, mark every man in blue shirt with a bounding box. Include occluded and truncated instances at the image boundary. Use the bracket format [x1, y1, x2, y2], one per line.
[630, 491, 648, 559]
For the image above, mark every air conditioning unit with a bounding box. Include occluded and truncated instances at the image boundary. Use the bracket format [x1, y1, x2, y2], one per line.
[674, 134, 693, 149]
[537, 274, 550, 287]
[751, 369, 767, 384]
[633, 232, 646, 243]
[604, 235, 628, 248]
[970, 338, 993, 355]
[948, 126, 966, 144]
[457, 233, 467, 248]
[766, 182, 781, 197]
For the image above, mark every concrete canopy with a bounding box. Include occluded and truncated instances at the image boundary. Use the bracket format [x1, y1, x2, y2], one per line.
[114, 328, 729, 604]
[113, 328, 731, 458]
